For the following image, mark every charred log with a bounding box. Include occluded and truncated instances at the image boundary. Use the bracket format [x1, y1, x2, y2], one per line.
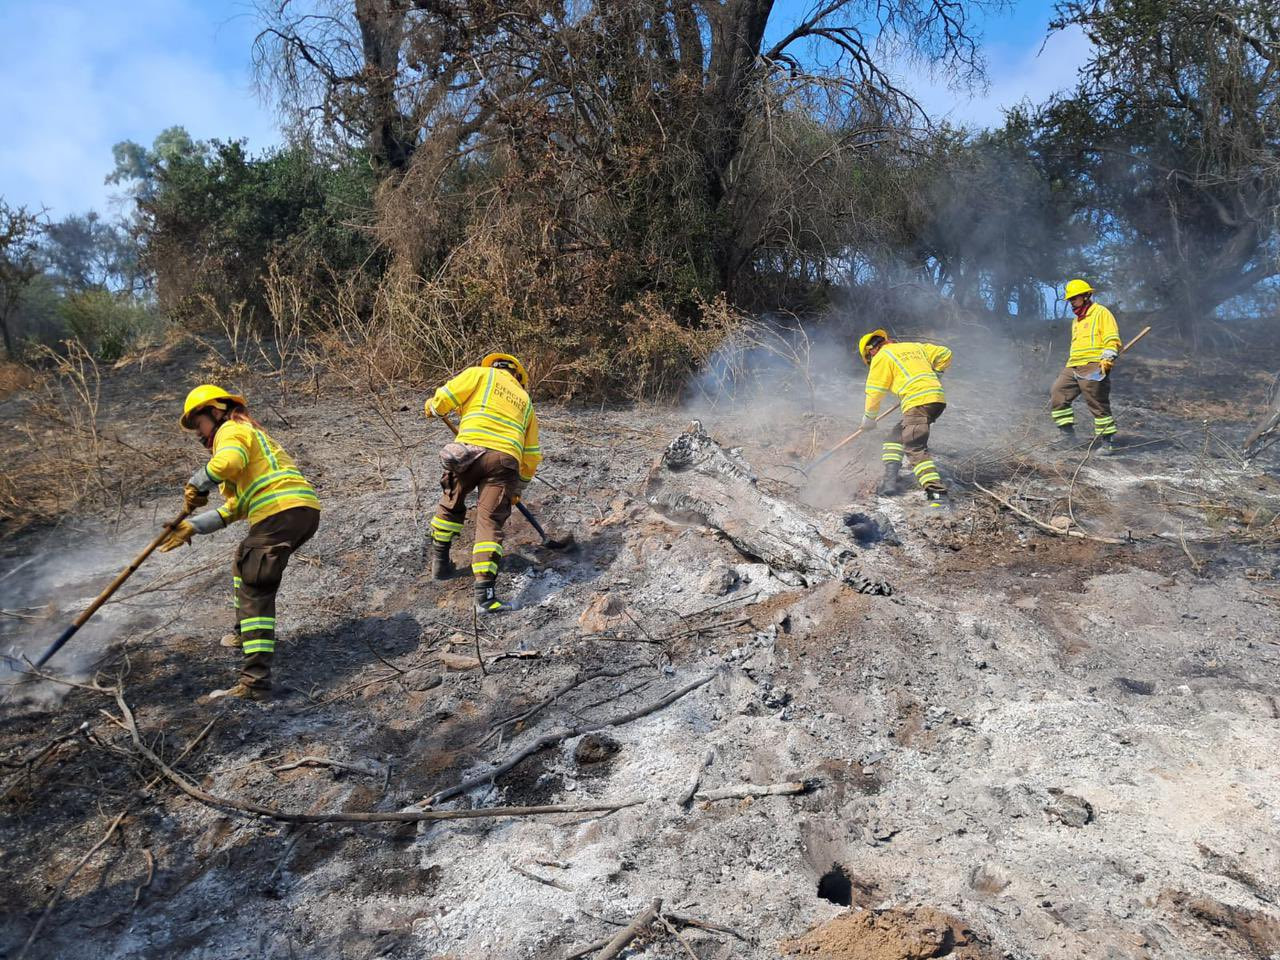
[643, 421, 891, 595]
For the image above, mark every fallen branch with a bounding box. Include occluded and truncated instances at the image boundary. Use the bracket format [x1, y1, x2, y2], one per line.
[472, 605, 487, 676]
[593, 898, 662, 960]
[577, 679, 654, 713]
[695, 781, 809, 802]
[0, 726, 86, 801]
[143, 717, 216, 792]
[132, 848, 155, 908]
[1179, 522, 1205, 575]
[510, 860, 574, 892]
[268, 827, 310, 886]
[114, 685, 641, 825]
[972, 481, 1131, 545]
[477, 665, 642, 748]
[663, 616, 753, 642]
[430, 673, 715, 805]
[270, 756, 384, 778]
[676, 749, 714, 808]
[658, 912, 699, 960]
[667, 913, 749, 941]
[16, 810, 127, 960]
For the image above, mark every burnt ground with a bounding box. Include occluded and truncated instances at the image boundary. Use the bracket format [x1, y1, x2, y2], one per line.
[1, 327, 1279, 960]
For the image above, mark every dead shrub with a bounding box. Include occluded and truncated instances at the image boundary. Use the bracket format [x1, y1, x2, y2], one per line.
[0, 341, 187, 535]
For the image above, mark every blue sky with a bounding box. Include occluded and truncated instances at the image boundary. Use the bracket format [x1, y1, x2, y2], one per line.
[0, 0, 1089, 218]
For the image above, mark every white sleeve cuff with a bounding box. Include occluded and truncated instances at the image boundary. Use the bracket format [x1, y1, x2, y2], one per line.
[189, 510, 225, 534]
[188, 465, 219, 493]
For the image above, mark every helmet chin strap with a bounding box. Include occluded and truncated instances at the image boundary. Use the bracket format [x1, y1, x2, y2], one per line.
[198, 404, 231, 450]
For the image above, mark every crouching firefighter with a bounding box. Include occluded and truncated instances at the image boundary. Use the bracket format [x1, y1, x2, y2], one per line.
[425, 354, 541, 614]
[161, 385, 321, 701]
[1049, 278, 1122, 455]
[858, 329, 953, 510]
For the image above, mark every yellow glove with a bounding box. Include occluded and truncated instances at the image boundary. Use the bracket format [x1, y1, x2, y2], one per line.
[183, 483, 209, 512]
[1100, 359, 1114, 376]
[159, 521, 196, 552]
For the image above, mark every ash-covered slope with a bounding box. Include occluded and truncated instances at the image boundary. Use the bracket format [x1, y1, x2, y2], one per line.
[2, 337, 1279, 960]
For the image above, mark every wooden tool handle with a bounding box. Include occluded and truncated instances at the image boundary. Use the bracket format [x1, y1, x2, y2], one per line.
[1121, 325, 1151, 354]
[35, 508, 191, 668]
[805, 401, 902, 473]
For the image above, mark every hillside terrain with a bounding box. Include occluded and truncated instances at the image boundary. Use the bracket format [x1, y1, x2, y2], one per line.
[2, 330, 1279, 960]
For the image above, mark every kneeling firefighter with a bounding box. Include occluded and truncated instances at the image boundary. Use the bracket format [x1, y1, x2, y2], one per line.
[161, 385, 321, 701]
[858, 329, 953, 510]
[425, 354, 541, 613]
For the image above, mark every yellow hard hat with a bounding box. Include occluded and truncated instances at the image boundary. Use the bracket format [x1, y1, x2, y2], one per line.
[857, 329, 890, 365]
[480, 353, 529, 388]
[1063, 278, 1095, 300]
[180, 384, 246, 428]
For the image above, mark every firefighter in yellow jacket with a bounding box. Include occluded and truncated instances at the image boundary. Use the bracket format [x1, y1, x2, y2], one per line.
[425, 354, 541, 613]
[858, 330, 953, 510]
[160, 385, 321, 701]
[1050, 279, 1122, 454]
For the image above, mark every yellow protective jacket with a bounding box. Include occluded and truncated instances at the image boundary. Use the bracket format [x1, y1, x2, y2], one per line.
[427, 366, 541, 482]
[202, 420, 320, 527]
[865, 341, 952, 417]
[1067, 303, 1121, 367]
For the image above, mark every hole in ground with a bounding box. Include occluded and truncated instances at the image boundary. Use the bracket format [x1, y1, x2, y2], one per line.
[818, 863, 853, 906]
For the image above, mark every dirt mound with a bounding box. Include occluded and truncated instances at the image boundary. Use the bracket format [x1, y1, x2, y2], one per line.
[781, 906, 997, 960]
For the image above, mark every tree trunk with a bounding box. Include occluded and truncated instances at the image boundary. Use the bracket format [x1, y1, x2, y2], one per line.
[355, 0, 415, 173]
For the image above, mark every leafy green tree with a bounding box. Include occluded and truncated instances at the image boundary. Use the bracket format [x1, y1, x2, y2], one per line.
[0, 200, 46, 357]
[1038, 0, 1280, 333]
[112, 135, 376, 320]
[41, 211, 143, 295]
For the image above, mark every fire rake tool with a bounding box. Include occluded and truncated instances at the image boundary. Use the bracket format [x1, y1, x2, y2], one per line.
[27, 509, 192, 670]
[803, 402, 902, 474]
[435, 416, 576, 550]
[1079, 325, 1152, 381]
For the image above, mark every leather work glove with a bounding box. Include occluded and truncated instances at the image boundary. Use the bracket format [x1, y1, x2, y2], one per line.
[861, 415, 878, 433]
[1100, 359, 1114, 376]
[183, 483, 209, 512]
[159, 521, 196, 553]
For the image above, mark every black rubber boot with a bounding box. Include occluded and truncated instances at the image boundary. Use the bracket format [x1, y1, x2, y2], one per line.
[430, 542, 457, 581]
[876, 462, 902, 496]
[475, 581, 517, 614]
[924, 488, 951, 512]
[1050, 426, 1078, 450]
[1096, 435, 1117, 457]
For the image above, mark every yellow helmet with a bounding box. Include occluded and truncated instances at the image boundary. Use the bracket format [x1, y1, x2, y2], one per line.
[1063, 278, 1095, 300]
[480, 353, 529, 388]
[180, 384, 247, 429]
[857, 329, 890, 365]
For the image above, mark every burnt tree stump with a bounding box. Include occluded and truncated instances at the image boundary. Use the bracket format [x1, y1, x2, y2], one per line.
[643, 421, 891, 595]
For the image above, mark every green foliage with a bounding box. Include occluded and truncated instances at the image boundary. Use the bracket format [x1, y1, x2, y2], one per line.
[1036, 0, 1280, 330]
[114, 130, 377, 324]
[41, 211, 142, 294]
[0, 200, 46, 358]
[58, 289, 158, 362]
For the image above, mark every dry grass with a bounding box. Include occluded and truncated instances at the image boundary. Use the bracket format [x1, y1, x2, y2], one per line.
[0, 341, 188, 535]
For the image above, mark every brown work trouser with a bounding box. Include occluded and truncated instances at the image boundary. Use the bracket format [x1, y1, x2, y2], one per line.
[1049, 365, 1117, 436]
[882, 402, 946, 492]
[433, 450, 521, 583]
[233, 506, 320, 691]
